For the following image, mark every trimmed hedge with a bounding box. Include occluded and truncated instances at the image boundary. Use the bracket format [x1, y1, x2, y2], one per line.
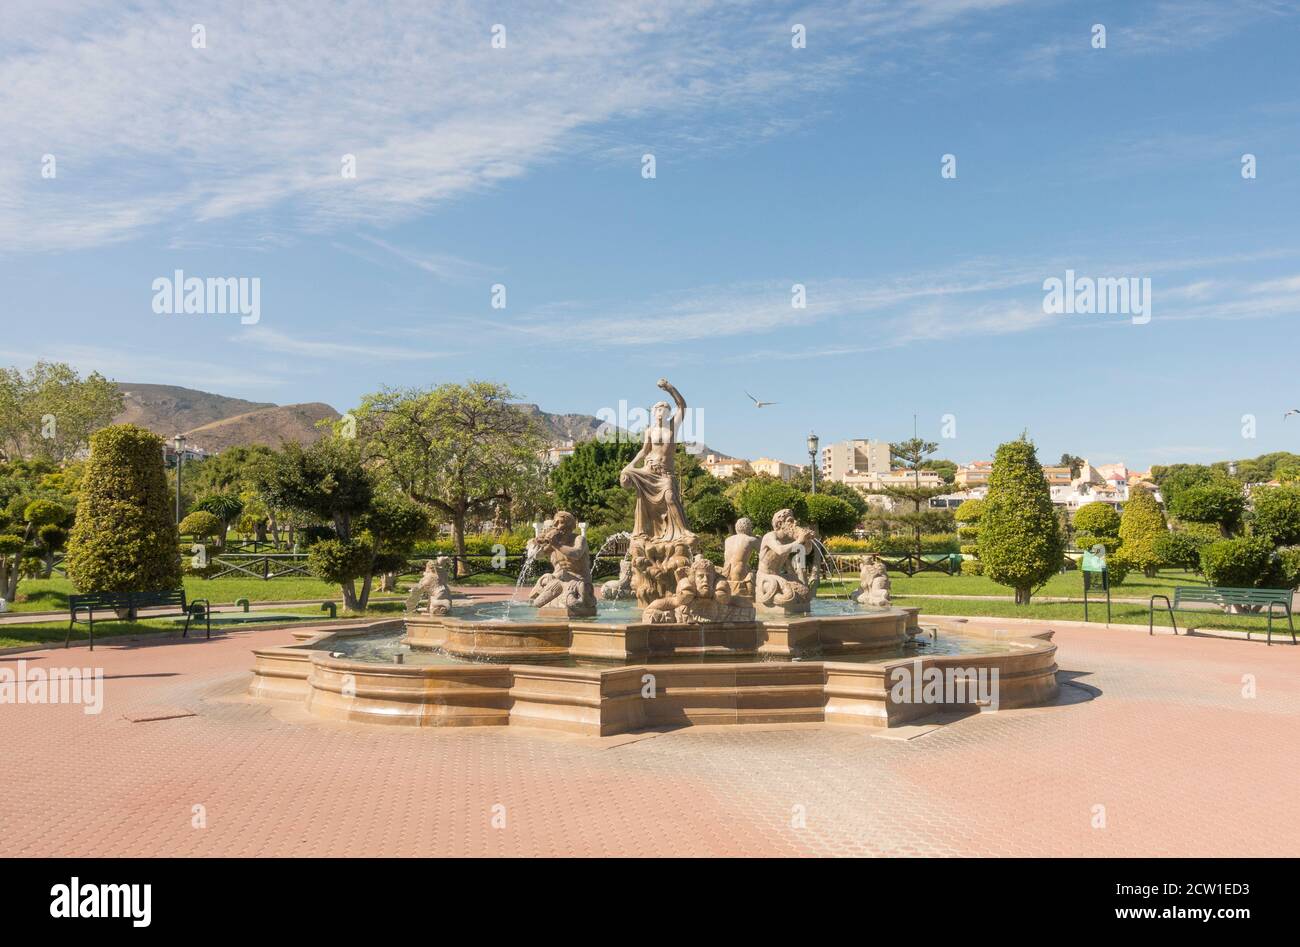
[64, 425, 181, 594]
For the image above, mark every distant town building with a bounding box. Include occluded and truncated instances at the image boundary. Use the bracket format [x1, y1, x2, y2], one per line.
[820, 438, 890, 482]
[701, 452, 752, 479]
[750, 457, 798, 481]
[542, 440, 577, 466]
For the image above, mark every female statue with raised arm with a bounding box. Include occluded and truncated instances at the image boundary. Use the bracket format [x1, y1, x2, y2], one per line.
[619, 378, 695, 544]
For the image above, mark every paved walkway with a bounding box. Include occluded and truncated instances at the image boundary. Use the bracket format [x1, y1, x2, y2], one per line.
[2, 612, 1298, 857]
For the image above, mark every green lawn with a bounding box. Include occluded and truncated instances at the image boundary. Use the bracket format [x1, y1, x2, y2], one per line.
[818, 568, 1208, 600]
[895, 595, 1294, 636]
[5, 576, 404, 614]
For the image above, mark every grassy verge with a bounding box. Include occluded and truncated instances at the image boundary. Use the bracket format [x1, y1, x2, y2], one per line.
[896, 595, 1294, 634]
[818, 568, 1207, 600]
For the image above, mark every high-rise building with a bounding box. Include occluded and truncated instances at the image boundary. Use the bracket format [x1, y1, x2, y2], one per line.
[820, 438, 890, 482]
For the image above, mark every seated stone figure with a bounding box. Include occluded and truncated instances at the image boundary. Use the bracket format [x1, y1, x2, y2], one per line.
[722, 517, 759, 598]
[527, 511, 596, 617]
[849, 554, 891, 608]
[406, 556, 453, 616]
[755, 508, 815, 613]
[600, 558, 635, 600]
[643, 554, 754, 624]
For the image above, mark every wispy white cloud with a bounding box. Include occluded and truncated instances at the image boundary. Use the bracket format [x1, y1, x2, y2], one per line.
[355, 235, 492, 282]
[0, 0, 1042, 253]
[231, 325, 455, 362]
[481, 249, 1300, 359]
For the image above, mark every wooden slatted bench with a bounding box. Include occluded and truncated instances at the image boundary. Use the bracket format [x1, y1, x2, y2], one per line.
[65, 589, 211, 651]
[1149, 586, 1295, 645]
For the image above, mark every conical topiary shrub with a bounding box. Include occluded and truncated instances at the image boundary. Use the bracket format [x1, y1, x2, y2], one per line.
[65, 425, 182, 613]
[978, 437, 1064, 605]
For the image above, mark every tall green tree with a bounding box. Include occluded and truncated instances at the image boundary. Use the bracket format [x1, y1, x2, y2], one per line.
[64, 425, 182, 601]
[867, 438, 954, 564]
[352, 382, 546, 572]
[978, 438, 1064, 605]
[1118, 487, 1168, 577]
[0, 362, 124, 464]
[255, 438, 376, 610]
[551, 439, 639, 526]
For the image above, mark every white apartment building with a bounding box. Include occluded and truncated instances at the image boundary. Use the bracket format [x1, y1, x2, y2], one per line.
[820, 438, 890, 482]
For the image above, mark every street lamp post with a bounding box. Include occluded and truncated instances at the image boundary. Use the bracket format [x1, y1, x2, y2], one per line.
[173, 434, 187, 525]
[807, 431, 820, 494]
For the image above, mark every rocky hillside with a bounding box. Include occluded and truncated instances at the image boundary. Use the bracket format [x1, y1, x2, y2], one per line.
[113, 384, 339, 452]
[112, 384, 635, 454]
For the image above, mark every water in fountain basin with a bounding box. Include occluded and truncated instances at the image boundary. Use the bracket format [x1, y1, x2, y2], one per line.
[808, 536, 846, 599]
[502, 543, 542, 620]
[590, 530, 631, 582]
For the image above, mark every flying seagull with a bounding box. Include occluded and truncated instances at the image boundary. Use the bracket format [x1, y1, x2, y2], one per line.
[1285, 409, 1300, 420]
[745, 391, 778, 408]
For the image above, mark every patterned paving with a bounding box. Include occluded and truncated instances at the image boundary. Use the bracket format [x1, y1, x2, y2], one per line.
[2, 617, 1297, 857]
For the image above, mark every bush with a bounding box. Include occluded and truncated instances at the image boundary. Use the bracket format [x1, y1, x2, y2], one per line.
[1074, 501, 1121, 537]
[957, 525, 978, 541]
[735, 479, 807, 532]
[1075, 533, 1121, 554]
[179, 511, 223, 541]
[1104, 553, 1130, 586]
[1199, 537, 1277, 589]
[307, 537, 376, 587]
[1275, 547, 1300, 589]
[64, 425, 181, 594]
[978, 439, 1064, 604]
[953, 499, 984, 524]
[1155, 531, 1208, 572]
[823, 533, 960, 555]
[960, 558, 983, 576]
[959, 543, 979, 557]
[1118, 487, 1167, 577]
[1168, 480, 1245, 535]
[803, 493, 859, 538]
[1249, 485, 1300, 547]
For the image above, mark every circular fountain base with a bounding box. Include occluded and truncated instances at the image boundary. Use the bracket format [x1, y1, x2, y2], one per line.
[404, 604, 912, 663]
[249, 611, 1059, 736]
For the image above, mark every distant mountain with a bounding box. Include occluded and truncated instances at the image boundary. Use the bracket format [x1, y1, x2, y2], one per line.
[113, 384, 338, 452]
[178, 403, 341, 453]
[114, 383, 274, 435]
[513, 403, 610, 444]
[110, 384, 651, 455]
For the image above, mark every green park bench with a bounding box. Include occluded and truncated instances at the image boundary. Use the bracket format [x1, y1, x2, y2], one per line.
[65, 589, 211, 651]
[1149, 586, 1295, 645]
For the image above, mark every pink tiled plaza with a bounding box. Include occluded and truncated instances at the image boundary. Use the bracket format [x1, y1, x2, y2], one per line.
[4, 614, 1298, 858]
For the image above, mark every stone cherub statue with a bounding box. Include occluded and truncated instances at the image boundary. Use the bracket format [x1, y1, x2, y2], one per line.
[643, 554, 754, 624]
[722, 517, 759, 598]
[527, 511, 596, 617]
[755, 508, 816, 614]
[406, 556, 453, 616]
[849, 554, 892, 607]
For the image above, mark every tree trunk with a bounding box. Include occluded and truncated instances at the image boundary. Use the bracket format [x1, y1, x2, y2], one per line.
[1015, 587, 1031, 605]
[357, 573, 374, 611]
[340, 580, 358, 612]
[380, 572, 397, 592]
[453, 511, 468, 576]
[1143, 565, 1157, 578]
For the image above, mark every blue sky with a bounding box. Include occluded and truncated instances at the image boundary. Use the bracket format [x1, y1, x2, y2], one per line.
[2, 0, 1299, 469]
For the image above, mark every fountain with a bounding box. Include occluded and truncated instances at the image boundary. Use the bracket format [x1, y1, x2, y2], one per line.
[249, 377, 1059, 735]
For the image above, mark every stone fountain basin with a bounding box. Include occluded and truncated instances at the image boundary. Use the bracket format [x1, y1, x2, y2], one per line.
[248, 613, 1059, 736]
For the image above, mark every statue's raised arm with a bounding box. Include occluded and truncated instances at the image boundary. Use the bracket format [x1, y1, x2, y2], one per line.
[657, 378, 686, 433]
